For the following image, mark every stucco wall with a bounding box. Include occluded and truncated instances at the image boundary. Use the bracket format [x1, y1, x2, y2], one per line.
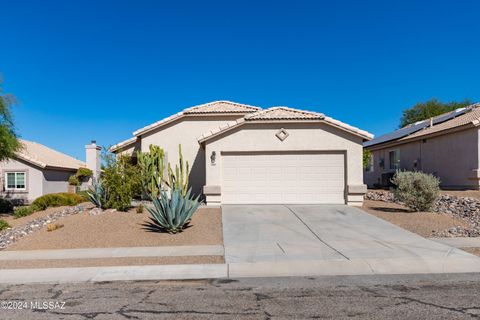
[116, 139, 141, 156]
[0, 158, 43, 203]
[203, 122, 365, 204]
[139, 115, 244, 196]
[42, 169, 74, 195]
[365, 128, 480, 189]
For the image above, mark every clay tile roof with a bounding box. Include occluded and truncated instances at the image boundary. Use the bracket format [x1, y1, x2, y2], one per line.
[16, 139, 85, 170]
[245, 107, 325, 121]
[198, 107, 373, 143]
[399, 103, 480, 141]
[184, 100, 260, 114]
[132, 101, 260, 136]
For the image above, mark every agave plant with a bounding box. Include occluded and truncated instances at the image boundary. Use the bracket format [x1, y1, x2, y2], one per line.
[146, 187, 201, 233]
[86, 180, 107, 209]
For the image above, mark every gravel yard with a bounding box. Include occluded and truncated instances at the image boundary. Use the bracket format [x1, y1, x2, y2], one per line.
[362, 200, 468, 238]
[5, 206, 223, 251]
[365, 190, 480, 237]
[0, 203, 93, 250]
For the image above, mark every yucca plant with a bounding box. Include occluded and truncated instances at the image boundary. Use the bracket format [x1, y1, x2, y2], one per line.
[146, 187, 201, 233]
[86, 180, 107, 209]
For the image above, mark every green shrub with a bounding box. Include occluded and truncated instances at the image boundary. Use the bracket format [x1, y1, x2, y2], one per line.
[102, 154, 141, 211]
[76, 190, 90, 201]
[13, 206, 35, 219]
[68, 175, 80, 186]
[391, 171, 440, 212]
[76, 167, 93, 179]
[146, 188, 201, 233]
[0, 198, 14, 213]
[0, 219, 11, 231]
[31, 193, 85, 211]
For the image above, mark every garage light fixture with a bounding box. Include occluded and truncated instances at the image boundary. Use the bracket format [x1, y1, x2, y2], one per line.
[210, 151, 216, 165]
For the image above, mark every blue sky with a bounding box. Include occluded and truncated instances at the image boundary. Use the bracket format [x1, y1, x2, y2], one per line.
[1, 0, 479, 160]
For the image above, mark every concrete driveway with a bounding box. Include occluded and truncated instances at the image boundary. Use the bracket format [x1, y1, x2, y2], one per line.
[222, 205, 476, 264]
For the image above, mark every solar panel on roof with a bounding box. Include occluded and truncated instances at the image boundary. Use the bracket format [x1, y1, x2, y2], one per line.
[364, 107, 471, 148]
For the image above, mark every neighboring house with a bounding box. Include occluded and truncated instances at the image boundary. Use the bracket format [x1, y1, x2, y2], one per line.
[364, 103, 480, 190]
[111, 101, 373, 206]
[0, 140, 100, 204]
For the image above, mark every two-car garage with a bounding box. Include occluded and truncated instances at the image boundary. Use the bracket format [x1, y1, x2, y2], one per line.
[221, 152, 346, 204]
[200, 107, 372, 207]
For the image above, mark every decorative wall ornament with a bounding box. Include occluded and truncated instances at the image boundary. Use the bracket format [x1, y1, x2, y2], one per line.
[275, 128, 289, 141]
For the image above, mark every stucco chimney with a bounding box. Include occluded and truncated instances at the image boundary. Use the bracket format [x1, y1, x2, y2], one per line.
[85, 140, 101, 181]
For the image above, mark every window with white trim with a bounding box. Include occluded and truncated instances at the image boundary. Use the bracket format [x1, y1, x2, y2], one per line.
[5, 172, 26, 190]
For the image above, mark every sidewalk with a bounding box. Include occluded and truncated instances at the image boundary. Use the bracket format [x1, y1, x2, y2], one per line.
[0, 254, 480, 284]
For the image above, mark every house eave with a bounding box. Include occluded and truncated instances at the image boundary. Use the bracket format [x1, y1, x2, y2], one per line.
[365, 122, 478, 151]
[198, 119, 373, 145]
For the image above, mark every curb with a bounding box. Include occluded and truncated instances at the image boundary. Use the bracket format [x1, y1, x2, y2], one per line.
[0, 264, 228, 284]
[1, 256, 480, 284]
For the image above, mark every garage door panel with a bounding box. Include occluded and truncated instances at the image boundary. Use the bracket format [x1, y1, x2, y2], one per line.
[222, 152, 345, 204]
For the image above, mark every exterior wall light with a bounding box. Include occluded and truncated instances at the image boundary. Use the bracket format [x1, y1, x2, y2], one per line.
[210, 151, 216, 165]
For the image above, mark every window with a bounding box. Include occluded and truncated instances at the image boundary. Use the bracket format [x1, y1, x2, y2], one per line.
[365, 153, 374, 172]
[389, 150, 400, 170]
[5, 172, 26, 190]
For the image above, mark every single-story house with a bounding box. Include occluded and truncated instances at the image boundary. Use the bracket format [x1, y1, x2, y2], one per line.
[110, 101, 373, 206]
[364, 103, 480, 189]
[0, 140, 100, 204]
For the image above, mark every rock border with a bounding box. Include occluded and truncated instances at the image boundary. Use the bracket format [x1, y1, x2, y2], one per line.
[0, 204, 89, 250]
[365, 190, 480, 237]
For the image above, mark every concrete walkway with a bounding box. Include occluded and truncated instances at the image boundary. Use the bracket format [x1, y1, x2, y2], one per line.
[222, 205, 478, 263]
[430, 237, 480, 248]
[0, 245, 224, 261]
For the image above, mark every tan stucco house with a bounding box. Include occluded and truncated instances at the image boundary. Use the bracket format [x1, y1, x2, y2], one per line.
[0, 140, 100, 204]
[364, 103, 480, 190]
[110, 101, 373, 206]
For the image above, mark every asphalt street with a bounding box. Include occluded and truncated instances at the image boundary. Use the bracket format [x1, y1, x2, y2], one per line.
[1, 273, 480, 319]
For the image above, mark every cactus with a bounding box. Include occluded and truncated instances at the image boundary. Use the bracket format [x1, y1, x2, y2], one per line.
[166, 144, 190, 196]
[137, 145, 166, 199]
[146, 188, 201, 233]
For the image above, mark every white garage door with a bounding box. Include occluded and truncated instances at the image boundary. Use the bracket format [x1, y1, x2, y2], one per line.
[222, 152, 345, 204]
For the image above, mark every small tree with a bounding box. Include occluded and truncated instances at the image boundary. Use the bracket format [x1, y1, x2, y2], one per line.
[363, 149, 372, 170]
[391, 171, 440, 212]
[0, 80, 21, 161]
[400, 99, 472, 128]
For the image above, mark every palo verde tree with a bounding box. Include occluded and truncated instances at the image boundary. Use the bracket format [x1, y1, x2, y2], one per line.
[399, 98, 472, 128]
[0, 80, 21, 161]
